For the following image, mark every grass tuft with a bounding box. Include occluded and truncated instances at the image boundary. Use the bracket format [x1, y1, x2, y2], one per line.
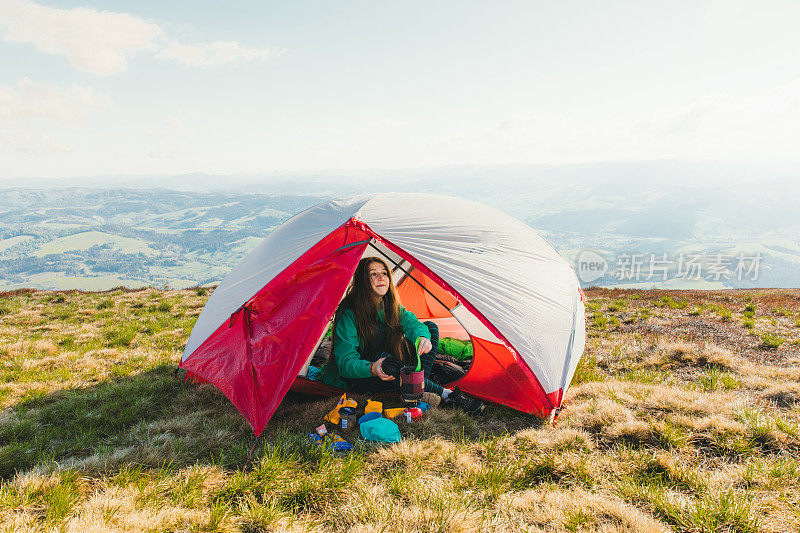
[618, 481, 759, 533]
[572, 352, 605, 384]
[759, 333, 784, 350]
[656, 296, 688, 309]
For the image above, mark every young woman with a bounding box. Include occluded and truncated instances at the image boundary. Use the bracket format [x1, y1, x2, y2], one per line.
[319, 256, 484, 414]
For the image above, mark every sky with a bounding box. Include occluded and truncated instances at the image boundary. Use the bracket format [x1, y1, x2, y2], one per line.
[1, 0, 799, 181]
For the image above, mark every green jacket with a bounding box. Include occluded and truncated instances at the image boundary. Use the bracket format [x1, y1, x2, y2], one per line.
[319, 304, 430, 389]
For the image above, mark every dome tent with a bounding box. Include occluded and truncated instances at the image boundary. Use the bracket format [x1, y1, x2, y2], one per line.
[180, 193, 586, 436]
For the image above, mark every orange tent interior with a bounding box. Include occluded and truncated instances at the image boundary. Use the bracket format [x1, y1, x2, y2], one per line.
[395, 267, 468, 341]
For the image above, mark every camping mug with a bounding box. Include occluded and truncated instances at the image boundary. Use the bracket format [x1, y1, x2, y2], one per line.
[339, 407, 357, 431]
[399, 366, 424, 403]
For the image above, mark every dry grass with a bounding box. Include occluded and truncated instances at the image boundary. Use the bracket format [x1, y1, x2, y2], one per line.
[1, 288, 799, 531]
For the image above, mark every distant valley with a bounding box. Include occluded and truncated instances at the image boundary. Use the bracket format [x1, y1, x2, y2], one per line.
[0, 189, 325, 290]
[2, 162, 799, 290]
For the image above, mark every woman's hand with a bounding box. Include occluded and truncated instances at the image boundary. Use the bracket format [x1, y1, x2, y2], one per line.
[371, 357, 395, 381]
[416, 337, 432, 355]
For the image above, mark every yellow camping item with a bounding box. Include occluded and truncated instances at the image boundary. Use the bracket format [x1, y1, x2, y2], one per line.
[324, 393, 357, 424]
[364, 399, 383, 414]
[383, 407, 405, 419]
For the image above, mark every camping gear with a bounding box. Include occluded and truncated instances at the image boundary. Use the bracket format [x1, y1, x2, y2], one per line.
[383, 407, 405, 419]
[403, 407, 423, 423]
[338, 407, 357, 430]
[438, 337, 473, 360]
[420, 392, 441, 409]
[308, 431, 353, 452]
[360, 416, 402, 443]
[431, 358, 469, 385]
[180, 193, 586, 436]
[324, 393, 357, 425]
[400, 365, 425, 403]
[365, 400, 383, 414]
[358, 412, 382, 424]
[444, 386, 485, 415]
[306, 366, 320, 381]
[417, 402, 430, 412]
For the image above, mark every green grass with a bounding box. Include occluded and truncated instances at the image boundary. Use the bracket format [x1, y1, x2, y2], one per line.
[103, 321, 141, 347]
[0, 469, 85, 528]
[454, 444, 593, 501]
[214, 436, 366, 513]
[0, 288, 799, 532]
[632, 452, 707, 494]
[96, 298, 114, 310]
[564, 509, 593, 532]
[618, 481, 759, 533]
[653, 420, 693, 449]
[0, 366, 184, 478]
[710, 304, 732, 322]
[760, 333, 784, 350]
[698, 368, 741, 391]
[656, 296, 688, 309]
[592, 313, 608, 329]
[591, 313, 621, 331]
[606, 299, 628, 312]
[619, 368, 666, 384]
[720, 372, 742, 390]
[700, 368, 721, 391]
[743, 457, 800, 489]
[775, 416, 800, 439]
[572, 352, 605, 384]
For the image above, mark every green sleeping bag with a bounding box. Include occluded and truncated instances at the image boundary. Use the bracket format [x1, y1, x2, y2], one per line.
[437, 337, 473, 360]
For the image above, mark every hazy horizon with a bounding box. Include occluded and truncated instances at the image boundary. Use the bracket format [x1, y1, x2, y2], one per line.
[2, 159, 798, 193]
[2, 1, 800, 182]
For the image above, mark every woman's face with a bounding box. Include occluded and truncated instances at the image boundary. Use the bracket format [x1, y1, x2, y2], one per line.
[367, 261, 390, 298]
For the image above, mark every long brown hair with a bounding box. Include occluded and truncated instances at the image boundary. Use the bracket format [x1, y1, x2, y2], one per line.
[331, 256, 412, 364]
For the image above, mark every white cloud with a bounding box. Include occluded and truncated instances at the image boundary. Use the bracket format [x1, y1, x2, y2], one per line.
[0, 77, 112, 125]
[0, 0, 275, 75]
[0, 77, 111, 152]
[0, 0, 161, 75]
[0, 129, 71, 153]
[157, 39, 274, 67]
[633, 94, 735, 138]
[424, 78, 800, 167]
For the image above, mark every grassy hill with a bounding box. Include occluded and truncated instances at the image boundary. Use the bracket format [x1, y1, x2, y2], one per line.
[0, 288, 799, 531]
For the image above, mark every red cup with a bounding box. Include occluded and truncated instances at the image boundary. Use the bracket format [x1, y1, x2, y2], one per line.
[400, 366, 424, 403]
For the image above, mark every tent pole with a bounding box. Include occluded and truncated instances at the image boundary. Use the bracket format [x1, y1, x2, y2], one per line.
[370, 244, 453, 313]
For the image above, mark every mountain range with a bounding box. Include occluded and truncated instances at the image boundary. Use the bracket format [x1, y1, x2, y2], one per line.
[1, 161, 798, 290]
